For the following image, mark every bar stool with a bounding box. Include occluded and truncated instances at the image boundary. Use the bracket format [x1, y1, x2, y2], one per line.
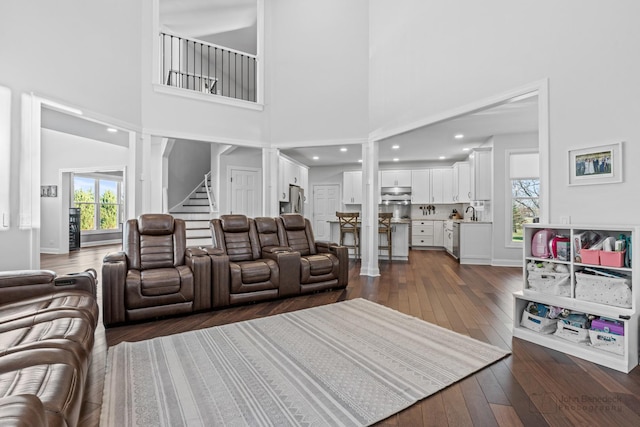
[378, 212, 393, 261]
[336, 212, 360, 259]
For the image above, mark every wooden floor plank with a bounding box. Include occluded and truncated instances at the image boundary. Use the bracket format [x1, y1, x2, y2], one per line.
[38, 245, 640, 427]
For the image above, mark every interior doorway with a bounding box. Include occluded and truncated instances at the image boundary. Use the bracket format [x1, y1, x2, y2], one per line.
[312, 184, 340, 241]
[229, 166, 261, 217]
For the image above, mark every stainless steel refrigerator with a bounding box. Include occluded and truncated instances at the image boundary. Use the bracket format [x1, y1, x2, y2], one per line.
[280, 185, 304, 215]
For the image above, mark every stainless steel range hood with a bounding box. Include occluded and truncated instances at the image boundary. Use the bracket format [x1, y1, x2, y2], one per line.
[380, 187, 411, 204]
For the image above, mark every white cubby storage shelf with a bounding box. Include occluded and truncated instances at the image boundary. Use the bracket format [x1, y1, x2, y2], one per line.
[513, 223, 639, 373]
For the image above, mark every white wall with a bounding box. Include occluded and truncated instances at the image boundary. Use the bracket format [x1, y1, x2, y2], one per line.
[167, 140, 211, 209]
[40, 129, 129, 253]
[370, 0, 640, 226]
[266, 0, 369, 144]
[0, 0, 142, 268]
[491, 132, 539, 265]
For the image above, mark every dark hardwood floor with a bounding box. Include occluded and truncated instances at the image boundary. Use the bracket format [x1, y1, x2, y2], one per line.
[41, 246, 640, 426]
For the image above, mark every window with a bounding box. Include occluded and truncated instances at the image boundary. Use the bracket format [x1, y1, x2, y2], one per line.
[509, 152, 539, 243]
[73, 174, 123, 232]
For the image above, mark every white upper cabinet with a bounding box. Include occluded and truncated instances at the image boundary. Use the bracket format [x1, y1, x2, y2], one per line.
[380, 170, 411, 187]
[453, 161, 471, 203]
[469, 148, 492, 201]
[343, 170, 363, 204]
[411, 170, 431, 204]
[432, 168, 454, 203]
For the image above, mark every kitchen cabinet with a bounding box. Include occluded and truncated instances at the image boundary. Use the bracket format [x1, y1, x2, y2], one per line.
[433, 220, 444, 246]
[453, 161, 471, 203]
[381, 170, 411, 187]
[411, 219, 444, 248]
[410, 170, 431, 204]
[469, 148, 492, 201]
[514, 223, 639, 373]
[279, 156, 309, 202]
[459, 222, 492, 265]
[412, 220, 434, 247]
[343, 171, 363, 204]
[431, 168, 454, 203]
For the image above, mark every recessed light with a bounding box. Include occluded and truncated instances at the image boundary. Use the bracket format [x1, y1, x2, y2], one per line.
[393, 158, 399, 162]
[340, 147, 348, 152]
[462, 148, 470, 152]
[312, 156, 319, 160]
[392, 144, 400, 149]
[454, 134, 464, 139]
[358, 159, 363, 163]
[107, 128, 118, 133]
[439, 156, 446, 160]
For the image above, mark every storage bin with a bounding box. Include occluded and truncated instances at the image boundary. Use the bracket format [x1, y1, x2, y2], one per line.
[591, 318, 624, 336]
[589, 330, 624, 355]
[554, 322, 590, 343]
[526, 270, 570, 296]
[579, 249, 600, 265]
[600, 250, 626, 268]
[575, 272, 632, 308]
[520, 309, 558, 334]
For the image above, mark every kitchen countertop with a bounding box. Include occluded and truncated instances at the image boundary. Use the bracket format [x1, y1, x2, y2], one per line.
[328, 218, 411, 224]
[454, 219, 493, 224]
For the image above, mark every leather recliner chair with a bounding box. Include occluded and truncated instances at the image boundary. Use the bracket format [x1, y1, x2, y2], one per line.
[208, 215, 286, 307]
[102, 214, 211, 326]
[276, 213, 348, 293]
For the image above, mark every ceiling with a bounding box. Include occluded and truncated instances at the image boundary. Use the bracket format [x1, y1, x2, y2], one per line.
[281, 94, 539, 167]
[41, 107, 129, 147]
[159, 0, 257, 54]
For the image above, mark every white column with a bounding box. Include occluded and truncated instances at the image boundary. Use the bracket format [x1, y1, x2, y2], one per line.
[360, 140, 380, 277]
[139, 134, 152, 214]
[262, 147, 279, 217]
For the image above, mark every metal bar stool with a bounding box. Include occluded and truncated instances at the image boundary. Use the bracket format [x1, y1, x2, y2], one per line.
[336, 212, 360, 259]
[378, 212, 393, 261]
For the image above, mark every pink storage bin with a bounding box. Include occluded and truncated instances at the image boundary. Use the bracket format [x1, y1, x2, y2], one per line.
[579, 249, 600, 265]
[600, 250, 625, 268]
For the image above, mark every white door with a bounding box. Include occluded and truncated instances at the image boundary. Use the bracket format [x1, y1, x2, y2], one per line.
[230, 167, 261, 217]
[313, 184, 340, 241]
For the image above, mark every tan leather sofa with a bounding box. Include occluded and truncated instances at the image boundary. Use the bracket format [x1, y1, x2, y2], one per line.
[102, 213, 211, 326]
[0, 269, 98, 427]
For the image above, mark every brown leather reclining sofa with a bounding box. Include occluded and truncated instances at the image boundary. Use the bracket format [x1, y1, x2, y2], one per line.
[0, 269, 98, 427]
[101, 213, 348, 324]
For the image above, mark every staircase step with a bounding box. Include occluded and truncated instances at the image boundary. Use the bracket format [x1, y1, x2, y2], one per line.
[186, 229, 211, 238]
[186, 237, 213, 247]
[171, 205, 210, 213]
[170, 212, 213, 221]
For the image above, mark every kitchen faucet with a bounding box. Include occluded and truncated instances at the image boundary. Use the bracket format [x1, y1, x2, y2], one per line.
[465, 205, 477, 221]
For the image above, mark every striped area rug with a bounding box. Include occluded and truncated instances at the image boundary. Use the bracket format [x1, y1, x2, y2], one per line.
[101, 298, 509, 426]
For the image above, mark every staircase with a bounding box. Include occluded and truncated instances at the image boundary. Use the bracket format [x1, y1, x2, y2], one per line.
[169, 174, 215, 247]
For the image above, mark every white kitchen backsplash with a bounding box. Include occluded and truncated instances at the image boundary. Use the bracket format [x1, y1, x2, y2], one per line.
[410, 203, 463, 220]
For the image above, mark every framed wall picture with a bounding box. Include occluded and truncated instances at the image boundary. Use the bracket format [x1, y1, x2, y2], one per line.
[568, 142, 623, 186]
[40, 185, 58, 197]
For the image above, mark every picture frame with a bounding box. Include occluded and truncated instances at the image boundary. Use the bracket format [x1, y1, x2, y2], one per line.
[568, 142, 623, 186]
[40, 185, 58, 197]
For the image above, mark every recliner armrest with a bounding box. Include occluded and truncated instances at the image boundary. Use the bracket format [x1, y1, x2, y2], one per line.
[262, 245, 293, 254]
[0, 270, 58, 306]
[102, 251, 128, 326]
[315, 240, 341, 253]
[54, 269, 97, 297]
[201, 246, 225, 256]
[185, 247, 212, 311]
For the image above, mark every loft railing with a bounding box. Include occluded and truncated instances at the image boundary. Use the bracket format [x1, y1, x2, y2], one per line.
[160, 31, 257, 103]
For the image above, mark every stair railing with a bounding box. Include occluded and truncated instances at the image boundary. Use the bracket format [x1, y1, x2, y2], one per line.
[160, 31, 257, 102]
[204, 171, 217, 213]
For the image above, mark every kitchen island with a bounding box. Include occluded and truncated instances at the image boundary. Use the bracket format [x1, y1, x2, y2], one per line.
[328, 219, 410, 261]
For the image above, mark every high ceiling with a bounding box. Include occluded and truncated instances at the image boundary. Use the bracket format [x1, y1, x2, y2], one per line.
[41, 107, 129, 147]
[159, 0, 257, 54]
[281, 94, 539, 166]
